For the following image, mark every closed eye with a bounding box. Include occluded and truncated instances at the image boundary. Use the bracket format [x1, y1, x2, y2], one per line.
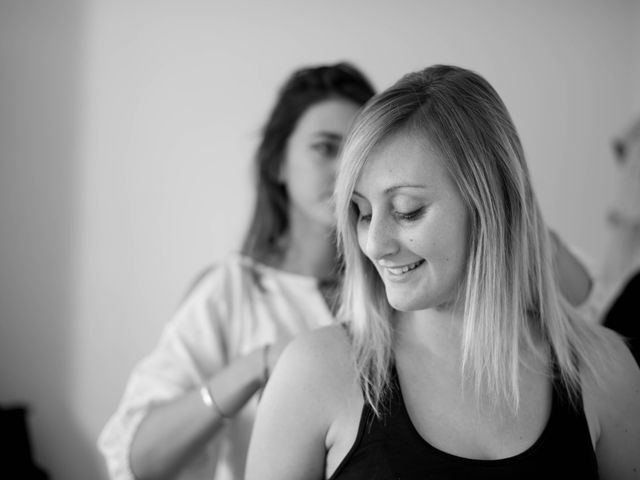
[394, 208, 424, 222]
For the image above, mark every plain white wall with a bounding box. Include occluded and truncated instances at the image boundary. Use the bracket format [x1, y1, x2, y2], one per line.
[634, 0, 640, 110]
[1, 1, 638, 479]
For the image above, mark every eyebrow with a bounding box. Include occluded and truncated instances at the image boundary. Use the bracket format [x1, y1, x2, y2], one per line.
[313, 132, 343, 141]
[352, 184, 428, 198]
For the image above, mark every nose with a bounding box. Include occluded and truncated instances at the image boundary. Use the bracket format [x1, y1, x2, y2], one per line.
[360, 213, 398, 262]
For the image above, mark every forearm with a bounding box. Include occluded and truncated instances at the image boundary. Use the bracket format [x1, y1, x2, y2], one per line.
[130, 349, 265, 480]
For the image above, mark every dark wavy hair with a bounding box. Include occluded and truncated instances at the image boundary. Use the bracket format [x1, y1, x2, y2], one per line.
[240, 62, 376, 261]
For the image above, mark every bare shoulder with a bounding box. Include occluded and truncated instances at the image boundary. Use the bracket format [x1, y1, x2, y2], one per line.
[583, 325, 639, 403]
[259, 323, 359, 437]
[285, 323, 353, 359]
[583, 324, 640, 393]
[246, 324, 358, 480]
[582, 325, 640, 478]
[273, 323, 356, 393]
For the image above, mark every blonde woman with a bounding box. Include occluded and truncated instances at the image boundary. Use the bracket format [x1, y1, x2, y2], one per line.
[245, 65, 640, 479]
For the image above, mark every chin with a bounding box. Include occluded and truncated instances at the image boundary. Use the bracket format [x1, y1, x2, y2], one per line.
[387, 289, 455, 312]
[386, 294, 428, 312]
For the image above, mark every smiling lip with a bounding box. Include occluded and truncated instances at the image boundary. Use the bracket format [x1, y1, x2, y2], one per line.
[381, 259, 425, 277]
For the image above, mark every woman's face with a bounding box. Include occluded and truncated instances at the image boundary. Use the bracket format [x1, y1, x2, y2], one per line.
[351, 130, 470, 312]
[282, 98, 362, 230]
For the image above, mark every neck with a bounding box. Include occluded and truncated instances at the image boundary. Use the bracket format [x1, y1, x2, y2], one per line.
[276, 216, 338, 280]
[394, 308, 465, 361]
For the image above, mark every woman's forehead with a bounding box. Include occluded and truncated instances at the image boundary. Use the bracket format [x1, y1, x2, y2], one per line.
[353, 132, 447, 198]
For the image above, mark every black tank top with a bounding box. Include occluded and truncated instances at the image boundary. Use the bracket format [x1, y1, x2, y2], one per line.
[604, 270, 640, 365]
[329, 366, 598, 479]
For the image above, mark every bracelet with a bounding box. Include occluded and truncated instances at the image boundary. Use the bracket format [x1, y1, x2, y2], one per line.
[199, 384, 230, 420]
[262, 344, 271, 386]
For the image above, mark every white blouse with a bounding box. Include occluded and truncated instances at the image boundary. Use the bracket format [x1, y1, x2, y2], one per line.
[97, 253, 335, 480]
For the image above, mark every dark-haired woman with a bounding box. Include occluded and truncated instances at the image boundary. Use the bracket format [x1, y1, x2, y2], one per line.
[97, 62, 377, 480]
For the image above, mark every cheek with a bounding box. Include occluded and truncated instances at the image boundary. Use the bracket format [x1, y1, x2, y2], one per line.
[294, 162, 333, 193]
[412, 221, 465, 264]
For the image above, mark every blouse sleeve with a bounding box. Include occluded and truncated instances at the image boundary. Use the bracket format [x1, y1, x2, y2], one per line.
[97, 267, 231, 480]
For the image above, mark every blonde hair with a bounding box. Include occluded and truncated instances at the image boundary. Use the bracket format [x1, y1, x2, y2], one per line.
[335, 65, 614, 416]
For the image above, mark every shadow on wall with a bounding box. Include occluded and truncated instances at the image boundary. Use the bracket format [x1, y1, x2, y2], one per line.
[0, 1, 103, 479]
